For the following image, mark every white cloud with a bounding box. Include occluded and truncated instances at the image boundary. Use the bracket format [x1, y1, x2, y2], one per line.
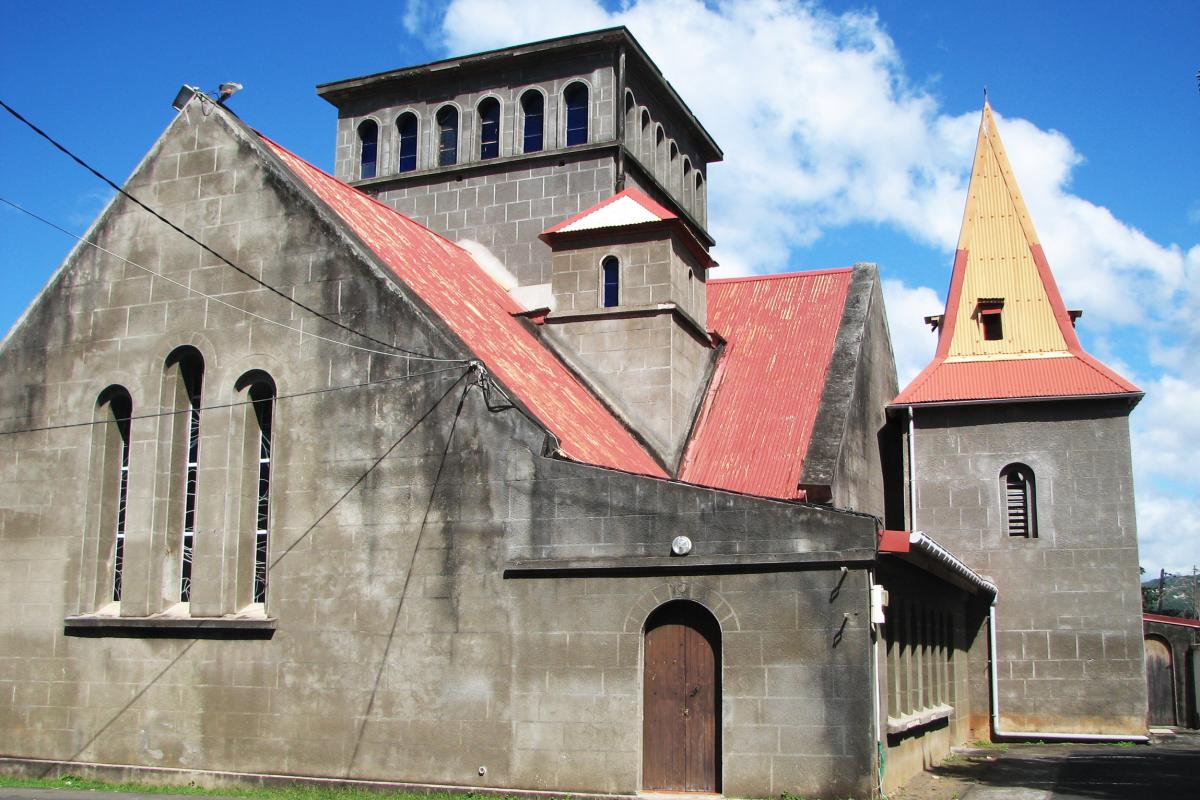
[434, 0, 1198, 572]
[881, 278, 940, 387]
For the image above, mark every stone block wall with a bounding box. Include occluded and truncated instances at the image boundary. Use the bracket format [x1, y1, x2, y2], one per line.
[910, 401, 1146, 735]
[0, 97, 875, 800]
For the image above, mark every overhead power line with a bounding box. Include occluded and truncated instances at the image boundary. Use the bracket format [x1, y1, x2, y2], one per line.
[0, 97, 444, 361]
[0, 362, 471, 437]
[0, 196, 465, 364]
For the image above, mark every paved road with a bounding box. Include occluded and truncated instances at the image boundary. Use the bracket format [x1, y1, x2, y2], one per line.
[963, 733, 1200, 800]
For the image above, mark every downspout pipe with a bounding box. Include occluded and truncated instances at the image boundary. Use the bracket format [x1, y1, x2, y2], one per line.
[988, 603, 1149, 743]
[907, 406, 916, 531]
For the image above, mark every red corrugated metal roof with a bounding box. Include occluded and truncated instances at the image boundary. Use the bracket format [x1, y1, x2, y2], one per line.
[678, 269, 853, 499]
[263, 137, 667, 479]
[894, 352, 1139, 405]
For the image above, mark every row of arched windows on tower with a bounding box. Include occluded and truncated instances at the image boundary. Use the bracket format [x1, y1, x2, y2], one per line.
[623, 89, 707, 226]
[92, 348, 275, 612]
[357, 82, 589, 179]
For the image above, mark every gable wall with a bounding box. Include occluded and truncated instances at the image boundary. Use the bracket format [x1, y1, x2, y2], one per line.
[0, 104, 878, 799]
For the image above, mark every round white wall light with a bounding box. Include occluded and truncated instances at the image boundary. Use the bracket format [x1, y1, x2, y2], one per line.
[671, 535, 693, 556]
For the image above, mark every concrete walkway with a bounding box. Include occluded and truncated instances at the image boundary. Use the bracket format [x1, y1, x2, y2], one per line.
[961, 732, 1200, 800]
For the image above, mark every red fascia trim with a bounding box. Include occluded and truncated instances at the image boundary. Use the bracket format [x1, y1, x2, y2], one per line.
[878, 529, 911, 553]
[1144, 613, 1200, 628]
[708, 266, 855, 285]
[934, 249, 969, 360]
[1029, 243, 1084, 351]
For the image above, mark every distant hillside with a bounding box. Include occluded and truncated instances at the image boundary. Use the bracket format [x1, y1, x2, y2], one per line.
[1142, 571, 1199, 618]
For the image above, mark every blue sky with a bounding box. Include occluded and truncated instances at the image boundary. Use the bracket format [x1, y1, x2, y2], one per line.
[2, 1, 1197, 572]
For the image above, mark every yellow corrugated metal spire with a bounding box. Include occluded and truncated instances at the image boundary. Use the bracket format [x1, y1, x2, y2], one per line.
[945, 102, 1070, 360]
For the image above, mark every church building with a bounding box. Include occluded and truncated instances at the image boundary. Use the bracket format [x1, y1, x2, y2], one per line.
[0, 28, 1146, 800]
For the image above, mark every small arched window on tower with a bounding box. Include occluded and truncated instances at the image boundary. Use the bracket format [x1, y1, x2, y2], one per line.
[478, 97, 500, 160]
[520, 90, 544, 153]
[357, 119, 378, 179]
[396, 112, 418, 172]
[436, 106, 458, 167]
[564, 82, 589, 146]
[1001, 463, 1037, 537]
[601, 256, 619, 308]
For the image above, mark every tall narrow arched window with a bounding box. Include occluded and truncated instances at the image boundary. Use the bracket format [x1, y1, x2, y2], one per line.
[520, 90, 544, 153]
[682, 158, 694, 212]
[564, 82, 589, 146]
[624, 91, 637, 151]
[97, 387, 133, 604]
[164, 347, 204, 605]
[602, 256, 620, 308]
[357, 119, 378, 179]
[640, 109, 653, 165]
[654, 126, 667, 183]
[669, 142, 680, 195]
[396, 112, 418, 172]
[695, 171, 706, 226]
[478, 97, 500, 160]
[235, 371, 276, 610]
[1001, 463, 1036, 537]
[436, 105, 458, 167]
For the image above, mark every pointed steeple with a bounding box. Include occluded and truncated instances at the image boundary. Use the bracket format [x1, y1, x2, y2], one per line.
[894, 103, 1140, 405]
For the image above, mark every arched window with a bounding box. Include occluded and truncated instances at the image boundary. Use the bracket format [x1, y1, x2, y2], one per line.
[682, 158, 693, 211]
[235, 371, 276, 609]
[564, 82, 589, 146]
[396, 112, 418, 172]
[95, 387, 133, 605]
[602, 256, 620, 308]
[1001, 463, 1036, 537]
[520, 90, 544, 153]
[357, 119, 378, 179]
[478, 97, 500, 160]
[624, 91, 637, 150]
[695, 171, 706, 226]
[164, 347, 204, 604]
[669, 142, 680, 195]
[654, 126, 667, 183]
[436, 106, 458, 167]
[640, 109, 653, 165]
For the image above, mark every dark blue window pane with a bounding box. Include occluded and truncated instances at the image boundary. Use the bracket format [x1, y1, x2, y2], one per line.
[521, 91, 543, 153]
[479, 99, 500, 160]
[437, 107, 458, 166]
[397, 114, 417, 172]
[565, 84, 588, 146]
[602, 257, 619, 307]
[358, 121, 378, 179]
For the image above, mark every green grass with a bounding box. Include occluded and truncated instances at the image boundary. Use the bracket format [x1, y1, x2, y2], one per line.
[0, 775, 535, 800]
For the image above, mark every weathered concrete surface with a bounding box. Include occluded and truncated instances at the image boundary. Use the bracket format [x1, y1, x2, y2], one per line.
[909, 400, 1146, 737]
[0, 96, 876, 799]
[801, 264, 899, 520]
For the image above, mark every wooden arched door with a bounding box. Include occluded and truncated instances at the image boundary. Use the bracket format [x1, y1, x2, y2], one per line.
[1144, 636, 1176, 726]
[643, 601, 721, 792]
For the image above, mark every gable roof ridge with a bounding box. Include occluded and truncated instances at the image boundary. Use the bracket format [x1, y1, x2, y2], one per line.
[541, 187, 676, 235]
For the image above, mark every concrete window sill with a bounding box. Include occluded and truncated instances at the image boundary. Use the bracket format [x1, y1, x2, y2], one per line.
[64, 614, 277, 639]
[887, 704, 954, 735]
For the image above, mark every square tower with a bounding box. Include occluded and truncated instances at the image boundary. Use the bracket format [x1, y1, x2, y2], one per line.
[892, 103, 1146, 738]
[317, 27, 722, 288]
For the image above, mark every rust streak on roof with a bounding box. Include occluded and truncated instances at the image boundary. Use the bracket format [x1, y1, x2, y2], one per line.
[263, 137, 667, 478]
[679, 269, 854, 499]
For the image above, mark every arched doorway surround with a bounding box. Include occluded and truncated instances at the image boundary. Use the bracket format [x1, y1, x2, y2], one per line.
[1144, 635, 1176, 726]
